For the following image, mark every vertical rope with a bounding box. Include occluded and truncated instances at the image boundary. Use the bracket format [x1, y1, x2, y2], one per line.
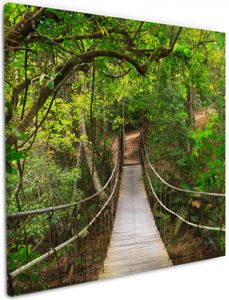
[8, 133, 123, 292]
[99, 200, 104, 266]
[7, 273, 14, 296]
[89, 226, 96, 276]
[77, 235, 84, 277]
[53, 248, 63, 285]
[23, 222, 34, 290]
[48, 212, 62, 285]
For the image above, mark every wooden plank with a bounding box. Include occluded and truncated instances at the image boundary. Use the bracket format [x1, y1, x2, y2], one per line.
[99, 164, 172, 279]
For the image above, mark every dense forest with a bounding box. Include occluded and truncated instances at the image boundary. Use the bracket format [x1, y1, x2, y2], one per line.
[5, 3, 225, 295]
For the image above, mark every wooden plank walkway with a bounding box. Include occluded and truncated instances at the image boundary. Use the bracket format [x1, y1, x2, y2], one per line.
[99, 164, 172, 279]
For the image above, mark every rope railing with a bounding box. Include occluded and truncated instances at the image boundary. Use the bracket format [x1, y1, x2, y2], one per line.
[7, 131, 124, 294]
[143, 156, 225, 232]
[142, 142, 225, 197]
[140, 133, 225, 232]
[7, 150, 119, 219]
[9, 162, 121, 279]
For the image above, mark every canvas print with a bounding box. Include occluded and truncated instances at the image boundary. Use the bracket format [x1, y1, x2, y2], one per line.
[4, 3, 225, 295]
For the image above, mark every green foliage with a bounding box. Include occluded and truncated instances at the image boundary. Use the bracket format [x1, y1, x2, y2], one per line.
[7, 151, 81, 213]
[189, 112, 225, 192]
[4, 3, 225, 293]
[6, 144, 27, 174]
[112, 116, 123, 130]
[8, 244, 40, 272]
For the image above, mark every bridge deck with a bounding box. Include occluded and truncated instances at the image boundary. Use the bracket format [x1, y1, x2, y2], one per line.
[99, 164, 172, 279]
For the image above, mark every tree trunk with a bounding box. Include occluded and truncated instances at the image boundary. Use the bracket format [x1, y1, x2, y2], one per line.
[79, 114, 107, 201]
[186, 86, 195, 129]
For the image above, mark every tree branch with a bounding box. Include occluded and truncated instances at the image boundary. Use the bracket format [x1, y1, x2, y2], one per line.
[20, 45, 29, 120]
[100, 68, 131, 78]
[5, 7, 61, 49]
[133, 22, 144, 40]
[77, 50, 147, 74]
[29, 28, 116, 44]
[170, 27, 183, 51]
[4, 47, 38, 54]
[6, 79, 31, 124]
[17, 65, 80, 149]
[5, 8, 46, 48]
[7, 45, 175, 144]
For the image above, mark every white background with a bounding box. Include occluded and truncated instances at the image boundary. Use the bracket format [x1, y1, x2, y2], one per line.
[0, 0, 228, 299]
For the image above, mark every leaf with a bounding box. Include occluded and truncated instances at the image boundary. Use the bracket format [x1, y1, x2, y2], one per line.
[209, 83, 214, 91]
[48, 80, 55, 90]
[97, 23, 105, 35]
[6, 150, 26, 162]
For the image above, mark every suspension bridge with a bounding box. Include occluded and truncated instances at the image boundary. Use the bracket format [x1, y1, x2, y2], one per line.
[99, 164, 172, 279]
[7, 130, 225, 295]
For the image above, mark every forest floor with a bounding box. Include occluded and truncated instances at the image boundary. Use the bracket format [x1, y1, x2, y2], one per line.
[195, 107, 215, 129]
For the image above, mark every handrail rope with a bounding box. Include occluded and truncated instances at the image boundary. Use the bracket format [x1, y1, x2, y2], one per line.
[142, 151, 225, 232]
[7, 140, 121, 219]
[9, 154, 121, 279]
[142, 139, 225, 197]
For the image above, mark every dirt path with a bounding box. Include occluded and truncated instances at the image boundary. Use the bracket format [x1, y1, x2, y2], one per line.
[195, 108, 215, 129]
[123, 129, 140, 165]
[111, 129, 141, 165]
